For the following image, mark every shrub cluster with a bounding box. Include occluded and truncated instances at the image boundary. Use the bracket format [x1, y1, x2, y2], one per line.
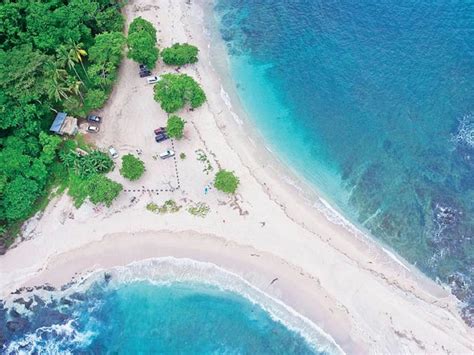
[153, 74, 206, 113]
[214, 170, 240, 194]
[120, 154, 145, 181]
[166, 115, 186, 139]
[161, 43, 199, 66]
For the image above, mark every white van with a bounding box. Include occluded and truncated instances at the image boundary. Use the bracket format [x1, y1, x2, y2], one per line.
[108, 146, 119, 159]
[146, 76, 160, 84]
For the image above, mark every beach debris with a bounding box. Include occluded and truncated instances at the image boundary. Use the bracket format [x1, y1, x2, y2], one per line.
[270, 278, 279, 285]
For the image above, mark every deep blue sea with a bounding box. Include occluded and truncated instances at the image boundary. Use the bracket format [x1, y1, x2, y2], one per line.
[212, 0, 474, 322]
[1, 259, 338, 354]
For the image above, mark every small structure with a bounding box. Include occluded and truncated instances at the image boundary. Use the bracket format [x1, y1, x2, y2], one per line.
[50, 112, 78, 136]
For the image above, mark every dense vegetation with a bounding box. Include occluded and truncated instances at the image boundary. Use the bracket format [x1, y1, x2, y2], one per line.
[166, 115, 186, 139]
[120, 154, 145, 181]
[153, 74, 206, 113]
[0, 0, 126, 246]
[214, 170, 239, 194]
[127, 17, 158, 68]
[161, 43, 198, 66]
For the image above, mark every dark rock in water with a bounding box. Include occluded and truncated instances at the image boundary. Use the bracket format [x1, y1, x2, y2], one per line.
[42, 285, 56, 292]
[14, 298, 33, 310]
[6, 318, 28, 332]
[0, 329, 5, 347]
[461, 305, 473, 327]
[25, 287, 34, 292]
[70, 292, 86, 301]
[36, 309, 68, 326]
[11, 289, 21, 295]
[60, 298, 73, 306]
[61, 281, 74, 291]
[104, 272, 112, 283]
[9, 309, 21, 318]
[32, 295, 45, 308]
[447, 273, 472, 300]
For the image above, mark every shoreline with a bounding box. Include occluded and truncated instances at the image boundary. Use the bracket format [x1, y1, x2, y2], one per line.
[17, 231, 348, 353]
[0, 0, 473, 353]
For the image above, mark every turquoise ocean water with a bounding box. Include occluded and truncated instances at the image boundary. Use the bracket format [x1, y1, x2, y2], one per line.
[1, 259, 339, 354]
[211, 0, 474, 322]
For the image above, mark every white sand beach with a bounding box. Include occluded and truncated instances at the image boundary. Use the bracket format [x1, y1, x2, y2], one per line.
[0, 0, 473, 353]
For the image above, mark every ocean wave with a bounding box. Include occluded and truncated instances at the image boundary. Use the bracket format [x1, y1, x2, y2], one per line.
[4, 320, 94, 355]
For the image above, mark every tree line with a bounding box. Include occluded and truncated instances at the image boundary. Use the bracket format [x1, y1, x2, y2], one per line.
[0, 0, 127, 247]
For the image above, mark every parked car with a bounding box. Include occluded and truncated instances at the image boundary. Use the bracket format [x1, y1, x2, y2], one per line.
[159, 149, 175, 159]
[155, 132, 169, 143]
[147, 76, 160, 84]
[154, 127, 166, 135]
[108, 146, 119, 159]
[139, 64, 151, 77]
[87, 114, 102, 123]
[87, 124, 100, 133]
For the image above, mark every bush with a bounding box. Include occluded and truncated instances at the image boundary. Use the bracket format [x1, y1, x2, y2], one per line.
[161, 43, 198, 66]
[60, 150, 113, 178]
[166, 115, 185, 139]
[120, 154, 145, 180]
[153, 74, 206, 113]
[180, 152, 186, 160]
[214, 170, 239, 194]
[88, 175, 122, 207]
[68, 173, 122, 208]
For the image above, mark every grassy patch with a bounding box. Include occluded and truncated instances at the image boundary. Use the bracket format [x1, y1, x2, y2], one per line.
[195, 149, 213, 174]
[146, 200, 182, 214]
[186, 201, 210, 218]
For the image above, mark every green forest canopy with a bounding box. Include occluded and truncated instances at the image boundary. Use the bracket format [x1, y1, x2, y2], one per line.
[0, 0, 126, 246]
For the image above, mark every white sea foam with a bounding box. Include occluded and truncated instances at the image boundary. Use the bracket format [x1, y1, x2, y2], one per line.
[68, 257, 345, 354]
[5, 320, 95, 354]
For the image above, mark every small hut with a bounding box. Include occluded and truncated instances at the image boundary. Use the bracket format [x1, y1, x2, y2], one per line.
[50, 112, 78, 136]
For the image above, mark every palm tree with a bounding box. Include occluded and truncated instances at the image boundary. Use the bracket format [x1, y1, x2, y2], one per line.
[46, 78, 70, 102]
[45, 62, 71, 101]
[56, 45, 82, 82]
[68, 78, 84, 102]
[68, 41, 89, 79]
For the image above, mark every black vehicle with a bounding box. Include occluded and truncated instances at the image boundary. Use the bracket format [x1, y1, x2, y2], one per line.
[87, 114, 102, 123]
[139, 64, 151, 77]
[155, 132, 169, 143]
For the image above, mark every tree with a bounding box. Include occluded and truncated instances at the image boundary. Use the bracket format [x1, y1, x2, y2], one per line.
[3, 176, 40, 221]
[161, 43, 198, 66]
[84, 89, 108, 111]
[88, 175, 122, 207]
[214, 170, 239, 194]
[166, 115, 186, 139]
[120, 154, 145, 180]
[127, 17, 158, 68]
[153, 74, 206, 113]
[127, 31, 158, 69]
[89, 32, 126, 67]
[129, 17, 157, 42]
